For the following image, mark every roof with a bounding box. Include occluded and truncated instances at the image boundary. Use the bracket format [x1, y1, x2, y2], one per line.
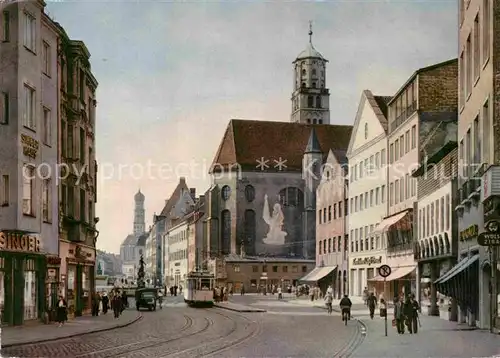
[373, 95, 391, 124]
[136, 232, 149, 247]
[210, 119, 352, 172]
[224, 253, 315, 263]
[134, 189, 145, 201]
[121, 234, 136, 246]
[387, 58, 458, 106]
[159, 178, 190, 217]
[295, 43, 327, 62]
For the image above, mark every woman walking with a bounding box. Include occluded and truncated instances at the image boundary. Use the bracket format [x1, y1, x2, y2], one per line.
[56, 295, 68, 327]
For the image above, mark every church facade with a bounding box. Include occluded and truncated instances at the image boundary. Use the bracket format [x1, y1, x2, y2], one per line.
[202, 28, 352, 290]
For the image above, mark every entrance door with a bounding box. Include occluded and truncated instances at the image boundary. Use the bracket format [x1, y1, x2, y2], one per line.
[1, 256, 26, 325]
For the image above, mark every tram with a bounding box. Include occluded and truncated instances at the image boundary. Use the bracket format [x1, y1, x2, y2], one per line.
[184, 270, 215, 307]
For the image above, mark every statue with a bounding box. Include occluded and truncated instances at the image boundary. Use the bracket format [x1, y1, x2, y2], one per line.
[262, 194, 287, 245]
[97, 261, 103, 275]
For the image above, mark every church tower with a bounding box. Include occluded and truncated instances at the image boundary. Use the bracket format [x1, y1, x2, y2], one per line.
[133, 189, 146, 236]
[291, 22, 330, 125]
[302, 128, 323, 259]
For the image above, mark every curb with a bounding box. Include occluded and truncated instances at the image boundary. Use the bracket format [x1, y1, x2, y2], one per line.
[2, 313, 143, 348]
[214, 304, 266, 313]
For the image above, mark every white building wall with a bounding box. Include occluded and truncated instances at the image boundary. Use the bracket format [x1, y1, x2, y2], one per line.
[167, 221, 189, 288]
[347, 98, 389, 297]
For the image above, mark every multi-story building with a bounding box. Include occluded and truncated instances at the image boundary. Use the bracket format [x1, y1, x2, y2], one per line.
[346, 90, 390, 298]
[306, 146, 349, 297]
[166, 219, 190, 288]
[413, 142, 459, 321]
[373, 59, 458, 299]
[57, 23, 99, 316]
[0, 0, 60, 325]
[456, 0, 499, 330]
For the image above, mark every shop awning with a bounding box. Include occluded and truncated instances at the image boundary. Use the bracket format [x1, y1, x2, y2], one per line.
[299, 265, 337, 282]
[434, 254, 480, 285]
[369, 265, 416, 282]
[372, 210, 410, 235]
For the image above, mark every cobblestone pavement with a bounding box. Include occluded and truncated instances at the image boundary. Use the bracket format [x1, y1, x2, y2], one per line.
[1, 295, 363, 358]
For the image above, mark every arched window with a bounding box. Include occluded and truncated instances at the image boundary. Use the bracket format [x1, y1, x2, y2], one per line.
[278, 187, 303, 207]
[313, 119, 317, 124]
[316, 96, 321, 108]
[244, 209, 256, 255]
[318, 119, 323, 124]
[221, 210, 231, 255]
[312, 68, 316, 76]
[302, 69, 306, 76]
[364, 123, 368, 139]
[312, 82, 316, 88]
[307, 96, 313, 107]
[244, 185, 255, 202]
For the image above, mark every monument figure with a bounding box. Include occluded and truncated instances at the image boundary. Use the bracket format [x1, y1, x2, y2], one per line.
[262, 194, 287, 245]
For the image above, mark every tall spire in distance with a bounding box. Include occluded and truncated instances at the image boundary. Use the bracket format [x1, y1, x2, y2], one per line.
[309, 20, 313, 44]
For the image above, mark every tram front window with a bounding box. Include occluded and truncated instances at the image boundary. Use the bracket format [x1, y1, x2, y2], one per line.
[199, 279, 211, 290]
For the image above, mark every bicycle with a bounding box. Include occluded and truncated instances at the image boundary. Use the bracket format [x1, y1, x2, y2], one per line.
[341, 305, 350, 325]
[326, 302, 332, 314]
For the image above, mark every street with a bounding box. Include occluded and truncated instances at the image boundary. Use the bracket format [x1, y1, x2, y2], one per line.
[0, 295, 360, 358]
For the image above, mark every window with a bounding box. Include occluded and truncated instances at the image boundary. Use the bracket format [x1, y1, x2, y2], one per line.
[79, 69, 85, 98]
[323, 208, 326, 223]
[466, 129, 472, 177]
[328, 238, 331, 252]
[252, 266, 258, 273]
[483, 0, 490, 62]
[466, 35, 472, 97]
[308, 96, 313, 107]
[234, 265, 241, 272]
[42, 179, 51, 222]
[23, 85, 36, 129]
[316, 96, 321, 108]
[474, 116, 481, 165]
[2, 11, 9, 42]
[338, 201, 342, 217]
[375, 152, 380, 168]
[22, 165, 34, 215]
[23, 12, 36, 51]
[446, 194, 450, 230]
[460, 52, 465, 107]
[0, 91, 8, 124]
[67, 124, 73, 158]
[389, 182, 394, 206]
[88, 200, 93, 226]
[411, 125, 416, 149]
[272, 266, 278, 273]
[369, 155, 374, 174]
[483, 100, 490, 164]
[399, 135, 404, 157]
[360, 194, 363, 211]
[245, 185, 255, 202]
[395, 180, 400, 204]
[2, 174, 9, 206]
[389, 144, 394, 163]
[473, 15, 480, 80]
[459, 139, 464, 178]
[381, 185, 386, 203]
[395, 139, 399, 161]
[365, 192, 368, 209]
[80, 128, 85, 161]
[364, 123, 368, 139]
[431, 203, 435, 235]
[43, 108, 51, 145]
[42, 41, 50, 75]
[221, 185, 231, 200]
[282, 266, 288, 273]
[400, 178, 404, 202]
[411, 171, 416, 197]
[381, 149, 386, 166]
[328, 205, 332, 221]
[405, 130, 410, 153]
[440, 197, 445, 232]
[405, 173, 410, 199]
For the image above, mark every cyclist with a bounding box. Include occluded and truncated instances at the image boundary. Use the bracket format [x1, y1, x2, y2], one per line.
[339, 294, 352, 321]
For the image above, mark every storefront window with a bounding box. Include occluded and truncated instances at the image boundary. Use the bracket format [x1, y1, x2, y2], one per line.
[83, 266, 91, 311]
[67, 265, 76, 314]
[24, 259, 38, 320]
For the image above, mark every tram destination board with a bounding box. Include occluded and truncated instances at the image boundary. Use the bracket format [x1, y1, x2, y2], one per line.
[477, 232, 500, 246]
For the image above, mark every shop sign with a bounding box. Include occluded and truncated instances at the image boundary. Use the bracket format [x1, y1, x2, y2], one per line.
[20, 134, 39, 159]
[352, 256, 382, 266]
[0, 231, 41, 252]
[47, 256, 61, 265]
[459, 224, 478, 241]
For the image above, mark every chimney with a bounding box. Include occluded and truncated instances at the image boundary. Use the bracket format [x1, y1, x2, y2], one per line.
[190, 188, 196, 200]
[180, 177, 186, 184]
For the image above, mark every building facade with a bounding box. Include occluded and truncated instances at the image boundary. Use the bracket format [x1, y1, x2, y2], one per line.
[310, 149, 349, 297]
[346, 90, 390, 298]
[0, 0, 60, 325]
[457, 0, 499, 330]
[371, 59, 458, 300]
[166, 219, 189, 288]
[413, 143, 459, 321]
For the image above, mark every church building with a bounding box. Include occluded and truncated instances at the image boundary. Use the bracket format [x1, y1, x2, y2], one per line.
[203, 25, 353, 292]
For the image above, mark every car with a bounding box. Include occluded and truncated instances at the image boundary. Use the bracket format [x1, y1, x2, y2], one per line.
[135, 288, 157, 311]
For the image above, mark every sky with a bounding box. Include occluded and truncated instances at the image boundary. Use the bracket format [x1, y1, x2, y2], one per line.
[45, 0, 458, 254]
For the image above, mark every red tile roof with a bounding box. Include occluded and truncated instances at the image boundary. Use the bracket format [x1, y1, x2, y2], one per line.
[210, 119, 352, 173]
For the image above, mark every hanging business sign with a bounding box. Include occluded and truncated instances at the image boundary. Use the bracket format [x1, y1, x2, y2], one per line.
[478, 220, 500, 246]
[352, 256, 382, 266]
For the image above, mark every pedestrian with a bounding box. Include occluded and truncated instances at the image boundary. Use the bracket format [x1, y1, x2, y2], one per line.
[379, 298, 387, 319]
[367, 292, 377, 320]
[410, 294, 420, 333]
[403, 295, 415, 334]
[56, 295, 68, 327]
[240, 285, 245, 295]
[121, 290, 128, 311]
[112, 293, 122, 318]
[102, 292, 109, 314]
[170, 286, 174, 296]
[393, 296, 405, 334]
[362, 287, 369, 306]
[91, 292, 101, 316]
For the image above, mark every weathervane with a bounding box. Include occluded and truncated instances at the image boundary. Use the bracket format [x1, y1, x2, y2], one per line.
[309, 20, 313, 44]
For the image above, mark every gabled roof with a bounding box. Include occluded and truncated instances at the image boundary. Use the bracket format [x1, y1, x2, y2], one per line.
[210, 119, 352, 173]
[346, 90, 390, 157]
[159, 177, 190, 217]
[121, 234, 136, 246]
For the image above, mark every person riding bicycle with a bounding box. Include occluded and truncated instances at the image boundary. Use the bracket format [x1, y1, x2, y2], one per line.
[339, 294, 352, 320]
